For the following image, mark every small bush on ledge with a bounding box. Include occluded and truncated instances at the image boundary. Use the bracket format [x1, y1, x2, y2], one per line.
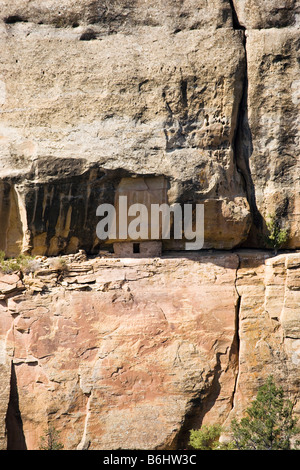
[0, 251, 35, 274]
[39, 424, 64, 450]
[189, 376, 300, 451]
[48, 257, 68, 272]
[189, 424, 224, 450]
[265, 213, 288, 255]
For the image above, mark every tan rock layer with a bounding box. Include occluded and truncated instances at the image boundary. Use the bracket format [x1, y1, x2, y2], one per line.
[0, 1, 252, 254]
[0, 1, 299, 252]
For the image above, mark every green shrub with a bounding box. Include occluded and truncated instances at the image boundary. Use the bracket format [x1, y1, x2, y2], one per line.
[39, 424, 64, 450]
[189, 424, 223, 450]
[230, 376, 300, 450]
[0, 251, 35, 274]
[265, 214, 288, 254]
[189, 377, 300, 451]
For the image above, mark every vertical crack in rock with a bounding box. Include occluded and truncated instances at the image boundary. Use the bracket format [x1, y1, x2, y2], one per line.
[174, 352, 225, 449]
[228, 1, 245, 31]
[5, 362, 27, 450]
[230, 255, 241, 411]
[229, 1, 263, 232]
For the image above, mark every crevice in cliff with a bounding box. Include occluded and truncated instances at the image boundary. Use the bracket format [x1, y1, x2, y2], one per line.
[5, 362, 27, 450]
[172, 255, 243, 449]
[174, 352, 224, 449]
[229, 256, 241, 411]
[229, 1, 263, 237]
[228, 1, 245, 31]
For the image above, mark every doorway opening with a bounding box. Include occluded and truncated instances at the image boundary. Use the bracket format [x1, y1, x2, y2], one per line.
[133, 243, 140, 254]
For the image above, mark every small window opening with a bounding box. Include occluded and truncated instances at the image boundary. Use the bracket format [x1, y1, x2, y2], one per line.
[133, 243, 140, 254]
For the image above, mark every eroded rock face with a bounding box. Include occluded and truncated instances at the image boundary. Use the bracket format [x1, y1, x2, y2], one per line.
[0, 1, 299, 254]
[243, 28, 300, 249]
[232, 0, 300, 29]
[0, 251, 299, 450]
[231, 0, 300, 248]
[0, 1, 234, 31]
[0, 0, 253, 255]
[0, 252, 240, 450]
[0, 0, 299, 451]
[224, 252, 300, 430]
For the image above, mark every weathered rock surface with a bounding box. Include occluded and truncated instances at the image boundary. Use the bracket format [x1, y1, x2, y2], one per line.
[232, 0, 300, 29]
[0, 1, 234, 31]
[0, 1, 299, 254]
[0, 251, 299, 450]
[0, 0, 299, 452]
[241, 27, 300, 249]
[224, 251, 300, 430]
[0, 1, 247, 256]
[0, 252, 240, 449]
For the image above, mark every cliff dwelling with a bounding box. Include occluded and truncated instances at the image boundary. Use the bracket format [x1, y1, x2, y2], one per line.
[111, 176, 168, 257]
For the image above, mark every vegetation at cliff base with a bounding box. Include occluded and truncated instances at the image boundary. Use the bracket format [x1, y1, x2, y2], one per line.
[189, 424, 225, 450]
[265, 214, 288, 254]
[39, 424, 64, 450]
[230, 376, 300, 450]
[189, 376, 300, 450]
[0, 250, 34, 274]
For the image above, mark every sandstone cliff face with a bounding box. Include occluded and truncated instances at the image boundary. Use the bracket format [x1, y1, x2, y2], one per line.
[1, 0, 298, 256]
[0, 0, 299, 451]
[242, 27, 300, 249]
[0, 252, 240, 449]
[0, 251, 299, 450]
[232, 0, 300, 29]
